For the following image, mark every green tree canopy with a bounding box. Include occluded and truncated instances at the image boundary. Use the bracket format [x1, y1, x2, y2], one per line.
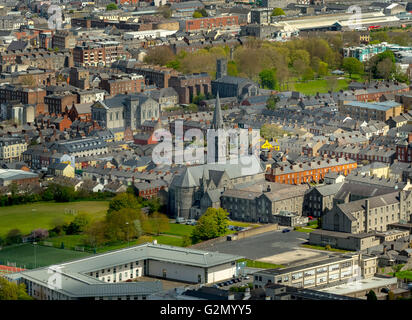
[6, 228, 22, 245]
[342, 57, 364, 77]
[271, 8, 285, 16]
[259, 68, 277, 89]
[106, 3, 118, 11]
[191, 208, 229, 244]
[105, 208, 146, 242]
[193, 11, 203, 18]
[366, 290, 378, 301]
[108, 193, 141, 214]
[149, 212, 170, 236]
[0, 278, 32, 300]
[266, 94, 280, 111]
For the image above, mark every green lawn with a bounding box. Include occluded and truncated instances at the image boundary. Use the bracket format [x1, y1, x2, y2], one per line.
[164, 223, 195, 237]
[238, 259, 284, 269]
[0, 243, 91, 269]
[293, 79, 350, 95]
[41, 234, 87, 250]
[294, 227, 316, 233]
[301, 244, 351, 253]
[0, 201, 109, 237]
[389, 270, 412, 281]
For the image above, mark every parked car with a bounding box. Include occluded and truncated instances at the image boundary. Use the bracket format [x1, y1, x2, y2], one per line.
[282, 229, 291, 233]
[244, 276, 250, 280]
[176, 217, 186, 224]
[308, 216, 314, 220]
[212, 284, 219, 289]
[186, 219, 196, 225]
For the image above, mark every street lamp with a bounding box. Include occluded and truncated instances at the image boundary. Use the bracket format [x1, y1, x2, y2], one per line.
[126, 222, 130, 247]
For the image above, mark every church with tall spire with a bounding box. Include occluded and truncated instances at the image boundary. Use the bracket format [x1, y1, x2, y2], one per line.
[212, 92, 224, 130]
[210, 92, 226, 164]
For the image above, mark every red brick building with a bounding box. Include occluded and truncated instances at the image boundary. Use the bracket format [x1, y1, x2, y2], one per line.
[396, 133, 412, 163]
[134, 180, 167, 199]
[265, 158, 357, 185]
[45, 93, 78, 115]
[183, 15, 239, 32]
[99, 74, 145, 96]
[168, 73, 211, 104]
[73, 42, 127, 67]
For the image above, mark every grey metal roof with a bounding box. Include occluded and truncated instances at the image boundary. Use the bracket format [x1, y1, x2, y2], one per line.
[13, 243, 242, 298]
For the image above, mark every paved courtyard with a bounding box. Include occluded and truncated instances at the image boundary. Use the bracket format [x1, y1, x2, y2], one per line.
[206, 228, 333, 267]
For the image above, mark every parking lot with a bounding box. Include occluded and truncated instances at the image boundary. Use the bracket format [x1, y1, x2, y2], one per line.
[205, 228, 333, 267]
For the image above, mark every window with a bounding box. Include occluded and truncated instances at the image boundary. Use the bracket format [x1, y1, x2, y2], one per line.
[292, 272, 303, 280]
[329, 264, 339, 272]
[316, 267, 327, 274]
[304, 269, 315, 277]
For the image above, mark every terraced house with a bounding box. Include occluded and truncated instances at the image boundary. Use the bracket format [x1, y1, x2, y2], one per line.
[265, 157, 357, 185]
[322, 191, 412, 234]
[0, 137, 27, 162]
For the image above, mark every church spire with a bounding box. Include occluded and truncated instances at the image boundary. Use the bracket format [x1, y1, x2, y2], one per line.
[212, 92, 224, 130]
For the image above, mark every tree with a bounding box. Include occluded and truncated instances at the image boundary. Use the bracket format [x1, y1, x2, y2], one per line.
[31, 228, 49, 241]
[193, 11, 202, 18]
[193, 8, 208, 18]
[84, 220, 107, 248]
[158, 5, 171, 19]
[366, 290, 378, 301]
[105, 208, 150, 241]
[376, 58, 394, 80]
[342, 57, 364, 77]
[192, 93, 206, 105]
[65, 213, 91, 235]
[259, 68, 277, 89]
[371, 50, 396, 79]
[108, 193, 141, 214]
[260, 123, 286, 140]
[150, 212, 170, 235]
[191, 208, 229, 244]
[144, 46, 175, 67]
[266, 94, 280, 111]
[302, 67, 315, 81]
[293, 59, 307, 78]
[227, 61, 238, 76]
[182, 235, 191, 247]
[271, 8, 285, 16]
[0, 278, 32, 300]
[20, 75, 35, 86]
[6, 229, 22, 245]
[106, 3, 118, 11]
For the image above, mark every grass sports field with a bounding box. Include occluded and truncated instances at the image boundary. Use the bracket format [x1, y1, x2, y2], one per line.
[0, 244, 91, 269]
[293, 79, 350, 95]
[0, 201, 109, 237]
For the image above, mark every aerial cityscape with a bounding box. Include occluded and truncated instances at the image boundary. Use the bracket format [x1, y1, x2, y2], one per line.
[0, 0, 412, 306]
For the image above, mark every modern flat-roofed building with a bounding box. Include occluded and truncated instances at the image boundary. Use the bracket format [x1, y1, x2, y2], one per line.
[253, 253, 378, 290]
[7, 243, 243, 300]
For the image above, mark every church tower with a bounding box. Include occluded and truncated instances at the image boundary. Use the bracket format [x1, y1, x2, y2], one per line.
[211, 93, 226, 164]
